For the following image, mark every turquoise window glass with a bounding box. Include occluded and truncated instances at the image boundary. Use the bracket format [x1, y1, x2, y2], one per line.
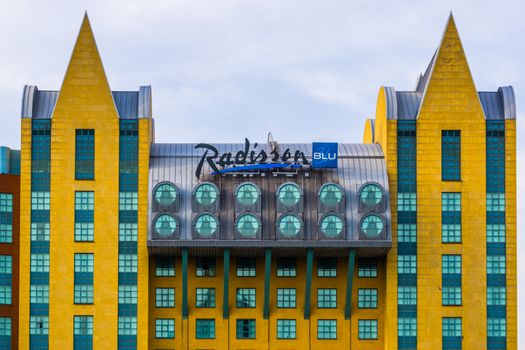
[360, 183, 383, 207]
[358, 288, 378, 309]
[442, 130, 461, 181]
[277, 183, 301, 207]
[155, 288, 175, 308]
[195, 183, 218, 206]
[154, 183, 177, 206]
[277, 289, 296, 308]
[398, 317, 416, 337]
[75, 129, 95, 180]
[196, 319, 215, 339]
[236, 288, 256, 308]
[236, 183, 259, 206]
[277, 214, 301, 238]
[194, 213, 218, 237]
[360, 214, 384, 237]
[277, 319, 296, 339]
[196, 288, 215, 308]
[320, 214, 344, 238]
[236, 319, 256, 339]
[319, 183, 343, 207]
[236, 214, 260, 238]
[358, 319, 378, 340]
[155, 319, 175, 339]
[154, 214, 177, 237]
[317, 289, 336, 308]
[317, 320, 337, 340]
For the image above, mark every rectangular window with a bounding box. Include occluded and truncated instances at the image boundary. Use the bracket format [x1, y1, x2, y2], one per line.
[442, 193, 461, 243]
[487, 224, 506, 243]
[398, 255, 416, 274]
[358, 288, 378, 309]
[196, 288, 215, 308]
[317, 258, 337, 277]
[236, 257, 256, 277]
[0, 255, 12, 305]
[155, 257, 175, 277]
[442, 130, 461, 181]
[74, 254, 94, 304]
[317, 289, 336, 309]
[119, 192, 138, 211]
[30, 285, 49, 304]
[397, 286, 417, 305]
[442, 255, 461, 307]
[30, 316, 49, 335]
[276, 319, 296, 339]
[31, 192, 50, 210]
[317, 319, 336, 340]
[196, 319, 215, 339]
[75, 129, 95, 180]
[398, 224, 416, 243]
[0, 193, 13, 243]
[31, 223, 50, 242]
[0, 317, 11, 348]
[358, 258, 377, 278]
[277, 288, 296, 308]
[487, 193, 505, 212]
[118, 254, 138, 273]
[442, 317, 462, 349]
[74, 315, 93, 350]
[236, 319, 256, 339]
[118, 286, 137, 304]
[196, 257, 215, 277]
[398, 317, 416, 337]
[487, 287, 506, 306]
[236, 288, 256, 308]
[75, 191, 94, 242]
[118, 317, 137, 335]
[487, 318, 506, 337]
[155, 319, 175, 339]
[358, 319, 378, 340]
[155, 288, 175, 308]
[442, 287, 462, 306]
[118, 223, 138, 242]
[277, 258, 296, 277]
[442, 255, 461, 274]
[397, 193, 416, 211]
[30, 254, 50, 272]
[487, 256, 506, 274]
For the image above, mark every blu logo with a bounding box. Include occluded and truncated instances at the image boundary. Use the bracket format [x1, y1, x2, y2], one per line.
[311, 142, 338, 169]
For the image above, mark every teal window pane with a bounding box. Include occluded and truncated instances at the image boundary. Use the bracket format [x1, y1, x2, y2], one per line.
[277, 214, 302, 238]
[154, 183, 177, 206]
[31, 223, 50, 242]
[118, 317, 137, 335]
[0, 286, 11, 305]
[154, 214, 177, 237]
[360, 183, 383, 207]
[360, 214, 385, 238]
[277, 288, 296, 308]
[276, 319, 296, 339]
[442, 224, 461, 243]
[196, 288, 215, 308]
[487, 318, 506, 337]
[194, 213, 218, 237]
[317, 289, 336, 309]
[487, 193, 505, 212]
[118, 254, 137, 273]
[442, 193, 461, 211]
[0, 193, 13, 243]
[442, 317, 462, 336]
[487, 256, 506, 274]
[0, 256, 12, 274]
[0, 223, 12, 243]
[196, 319, 215, 339]
[0, 194, 13, 212]
[397, 286, 416, 305]
[75, 192, 94, 210]
[75, 254, 94, 273]
[320, 214, 344, 238]
[320, 183, 343, 207]
[397, 255, 416, 274]
[358, 319, 378, 340]
[119, 192, 138, 211]
[118, 285, 138, 304]
[74, 223, 94, 242]
[31, 192, 50, 210]
[155, 319, 175, 339]
[155, 257, 175, 277]
[74, 315, 93, 335]
[276, 258, 296, 277]
[317, 258, 337, 277]
[74, 285, 93, 304]
[397, 193, 416, 211]
[487, 224, 506, 243]
[0, 317, 11, 336]
[30, 285, 49, 304]
[30, 316, 49, 335]
[236, 183, 259, 206]
[75, 129, 95, 180]
[236, 288, 256, 308]
[155, 288, 175, 308]
[442, 130, 461, 181]
[398, 317, 416, 337]
[30, 254, 49, 272]
[442, 287, 462, 306]
[358, 258, 377, 278]
[442, 255, 461, 274]
[119, 223, 138, 242]
[358, 288, 377, 309]
[236, 214, 260, 238]
[487, 287, 506, 306]
[236, 258, 256, 277]
[194, 183, 218, 206]
[196, 258, 215, 277]
[277, 183, 301, 207]
[236, 319, 256, 339]
[398, 224, 416, 243]
[317, 319, 337, 340]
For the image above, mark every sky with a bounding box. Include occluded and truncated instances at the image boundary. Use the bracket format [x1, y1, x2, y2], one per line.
[0, 0, 523, 343]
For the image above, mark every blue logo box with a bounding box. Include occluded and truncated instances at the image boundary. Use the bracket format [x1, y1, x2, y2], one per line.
[311, 142, 338, 168]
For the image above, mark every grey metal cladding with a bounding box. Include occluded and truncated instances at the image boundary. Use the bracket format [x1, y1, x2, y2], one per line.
[112, 91, 139, 119]
[498, 86, 516, 120]
[138, 86, 152, 119]
[478, 87, 516, 120]
[383, 86, 398, 120]
[396, 91, 422, 120]
[21, 86, 58, 119]
[416, 50, 437, 93]
[149, 142, 391, 247]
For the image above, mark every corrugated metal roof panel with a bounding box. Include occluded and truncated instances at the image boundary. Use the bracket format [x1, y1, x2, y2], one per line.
[33, 90, 59, 118]
[396, 91, 422, 120]
[478, 92, 503, 120]
[112, 91, 139, 119]
[384, 86, 397, 120]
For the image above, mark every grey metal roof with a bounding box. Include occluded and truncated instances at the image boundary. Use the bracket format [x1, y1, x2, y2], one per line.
[383, 87, 397, 120]
[415, 50, 436, 93]
[478, 87, 516, 120]
[396, 91, 422, 119]
[21, 85, 152, 119]
[148, 142, 391, 255]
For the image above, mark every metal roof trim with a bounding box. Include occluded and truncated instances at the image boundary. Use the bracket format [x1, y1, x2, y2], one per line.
[498, 86, 516, 120]
[384, 86, 398, 120]
[138, 86, 152, 119]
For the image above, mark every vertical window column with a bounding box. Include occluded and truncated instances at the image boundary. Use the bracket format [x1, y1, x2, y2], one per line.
[0, 317, 11, 348]
[0, 193, 13, 243]
[486, 121, 506, 349]
[442, 193, 461, 243]
[397, 121, 417, 349]
[442, 255, 462, 306]
[74, 316, 93, 350]
[75, 192, 94, 242]
[442, 130, 461, 181]
[75, 129, 95, 180]
[0, 255, 12, 305]
[30, 119, 51, 349]
[118, 120, 138, 350]
[74, 254, 94, 304]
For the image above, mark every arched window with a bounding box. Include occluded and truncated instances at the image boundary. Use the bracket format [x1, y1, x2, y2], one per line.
[359, 183, 384, 207]
[319, 183, 344, 208]
[277, 213, 303, 238]
[194, 213, 219, 237]
[194, 183, 219, 206]
[235, 183, 260, 206]
[277, 183, 301, 208]
[360, 214, 385, 238]
[235, 213, 261, 238]
[154, 214, 178, 237]
[319, 213, 345, 238]
[153, 182, 178, 206]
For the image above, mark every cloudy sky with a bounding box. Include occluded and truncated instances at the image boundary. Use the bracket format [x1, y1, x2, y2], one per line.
[1, 0, 523, 342]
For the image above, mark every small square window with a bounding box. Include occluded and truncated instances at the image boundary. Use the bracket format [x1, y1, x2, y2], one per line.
[397, 255, 416, 274]
[358, 289, 378, 309]
[236, 288, 256, 308]
[277, 258, 296, 277]
[398, 317, 416, 337]
[317, 289, 336, 309]
[196, 288, 215, 308]
[358, 258, 377, 278]
[276, 319, 296, 339]
[358, 319, 378, 340]
[317, 258, 337, 278]
[236, 258, 256, 277]
[442, 287, 462, 306]
[236, 319, 256, 339]
[317, 319, 337, 340]
[277, 289, 296, 308]
[155, 288, 175, 308]
[196, 258, 215, 277]
[196, 319, 215, 339]
[155, 319, 175, 339]
[156, 257, 175, 277]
